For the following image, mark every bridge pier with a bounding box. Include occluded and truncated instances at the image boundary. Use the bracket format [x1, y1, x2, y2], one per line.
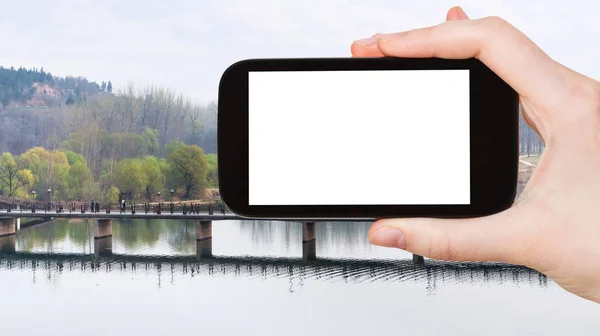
[302, 222, 316, 261]
[94, 219, 113, 257]
[413, 254, 425, 265]
[94, 219, 112, 239]
[196, 220, 212, 259]
[94, 237, 113, 257]
[0, 235, 16, 254]
[0, 218, 16, 238]
[0, 218, 16, 254]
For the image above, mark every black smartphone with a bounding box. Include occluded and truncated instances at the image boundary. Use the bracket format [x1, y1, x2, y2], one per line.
[217, 57, 519, 220]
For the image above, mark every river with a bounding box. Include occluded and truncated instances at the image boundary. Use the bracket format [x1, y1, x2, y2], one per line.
[0, 218, 599, 335]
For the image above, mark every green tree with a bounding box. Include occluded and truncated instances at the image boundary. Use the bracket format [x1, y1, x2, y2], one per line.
[0, 152, 35, 197]
[21, 147, 70, 200]
[66, 160, 96, 200]
[115, 158, 147, 200]
[143, 128, 159, 156]
[164, 140, 185, 158]
[107, 81, 112, 93]
[104, 186, 120, 203]
[168, 145, 208, 198]
[60, 149, 87, 167]
[141, 156, 164, 200]
[206, 153, 218, 188]
[157, 158, 175, 194]
[99, 159, 118, 189]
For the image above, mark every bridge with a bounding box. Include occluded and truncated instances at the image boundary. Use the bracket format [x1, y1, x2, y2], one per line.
[0, 199, 385, 263]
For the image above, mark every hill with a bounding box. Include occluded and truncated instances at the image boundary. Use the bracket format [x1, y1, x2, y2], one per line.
[0, 65, 217, 163]
[0, 66, 113, 109]
[0, 65, 219, 203]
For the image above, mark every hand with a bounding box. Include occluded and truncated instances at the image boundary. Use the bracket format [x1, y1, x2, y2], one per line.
[351, 6, 600, 304]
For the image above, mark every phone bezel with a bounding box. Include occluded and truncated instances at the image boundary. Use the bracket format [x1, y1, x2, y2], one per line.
[218, 57, 519, 220]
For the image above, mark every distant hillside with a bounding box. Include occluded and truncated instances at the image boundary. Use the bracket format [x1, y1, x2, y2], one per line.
[0, 66, 113, 109]
[0, 65, 217, 169]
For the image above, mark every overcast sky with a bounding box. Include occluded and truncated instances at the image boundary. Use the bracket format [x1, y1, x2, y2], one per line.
[0, 0, 597, 104]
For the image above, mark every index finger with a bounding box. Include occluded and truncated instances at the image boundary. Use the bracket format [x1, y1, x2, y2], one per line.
[351, 6, 469, 58]
[372, 17, 569, 107]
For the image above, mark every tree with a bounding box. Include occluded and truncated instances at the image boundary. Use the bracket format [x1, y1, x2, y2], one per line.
[99, 159, 119, 189]
[157, 158, 173, 194]
[20, 147, 70, 200]
[104, 186, 120, 203]
[143, 128, 159, 156]
[206, 153, 218, 188]
[202, 127, 217, 154]
[107, 81, 113, 93]
[186, 120, 205, 147]
[141, 156, 164, 200]
[60, 149, 87, 166]
[168, 145, 208, 198]
[115, 158, 147, 200]
[66, 160, 96, 200]
[0, 153, 35, 197]
[101, 81, 107, 91]
[164, 140, 185, 158]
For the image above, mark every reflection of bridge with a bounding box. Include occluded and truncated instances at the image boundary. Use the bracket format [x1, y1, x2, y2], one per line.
[0, 201, 383, 262]
[0, 253, 549, 291]
[0, 220, 322, 261]
[1, 216, 375, 262]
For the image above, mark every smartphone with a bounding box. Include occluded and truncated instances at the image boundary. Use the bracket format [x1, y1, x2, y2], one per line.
[217, 57, 519, 220]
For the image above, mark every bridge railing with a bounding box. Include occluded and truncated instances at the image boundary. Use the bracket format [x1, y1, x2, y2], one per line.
[0, 198, 232, 215]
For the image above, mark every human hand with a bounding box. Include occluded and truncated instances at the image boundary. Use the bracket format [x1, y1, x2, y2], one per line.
[351, 6, 600, 304]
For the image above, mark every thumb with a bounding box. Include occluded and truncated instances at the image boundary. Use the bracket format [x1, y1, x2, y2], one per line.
[368, 208, 528, 264]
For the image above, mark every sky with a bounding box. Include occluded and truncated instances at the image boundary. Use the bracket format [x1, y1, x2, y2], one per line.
[0, 0, 598, 104]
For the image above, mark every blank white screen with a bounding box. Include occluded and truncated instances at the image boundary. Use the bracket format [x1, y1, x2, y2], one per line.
[248, 70, 470, 205]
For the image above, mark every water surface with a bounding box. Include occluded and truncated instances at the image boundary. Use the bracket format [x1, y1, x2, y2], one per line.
[1, 219, 598, 335]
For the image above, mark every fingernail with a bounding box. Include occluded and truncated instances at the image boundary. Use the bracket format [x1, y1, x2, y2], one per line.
[353, 35, 380, 46]
[369, 227, 407, 249]
[455, 6, 469, 19]
[378, 31, 409, 42]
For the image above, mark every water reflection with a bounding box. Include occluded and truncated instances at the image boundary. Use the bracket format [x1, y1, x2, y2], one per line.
[3, 218, 597, 336]
[0, 218, 551, 295]
[0, 254, 548, 294]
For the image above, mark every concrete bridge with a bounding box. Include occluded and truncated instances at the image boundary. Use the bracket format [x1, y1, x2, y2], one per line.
[0, 220, 325, 262]
[0, 200, 382, 262]
[0, 200, 430, 263]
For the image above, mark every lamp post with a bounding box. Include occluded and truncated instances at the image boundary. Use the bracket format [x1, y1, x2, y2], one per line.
[31, 190, 36, 212]
[156, 192, 162, 215]
[169, 189, 175, 214]
[46, 188, 52, 212]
